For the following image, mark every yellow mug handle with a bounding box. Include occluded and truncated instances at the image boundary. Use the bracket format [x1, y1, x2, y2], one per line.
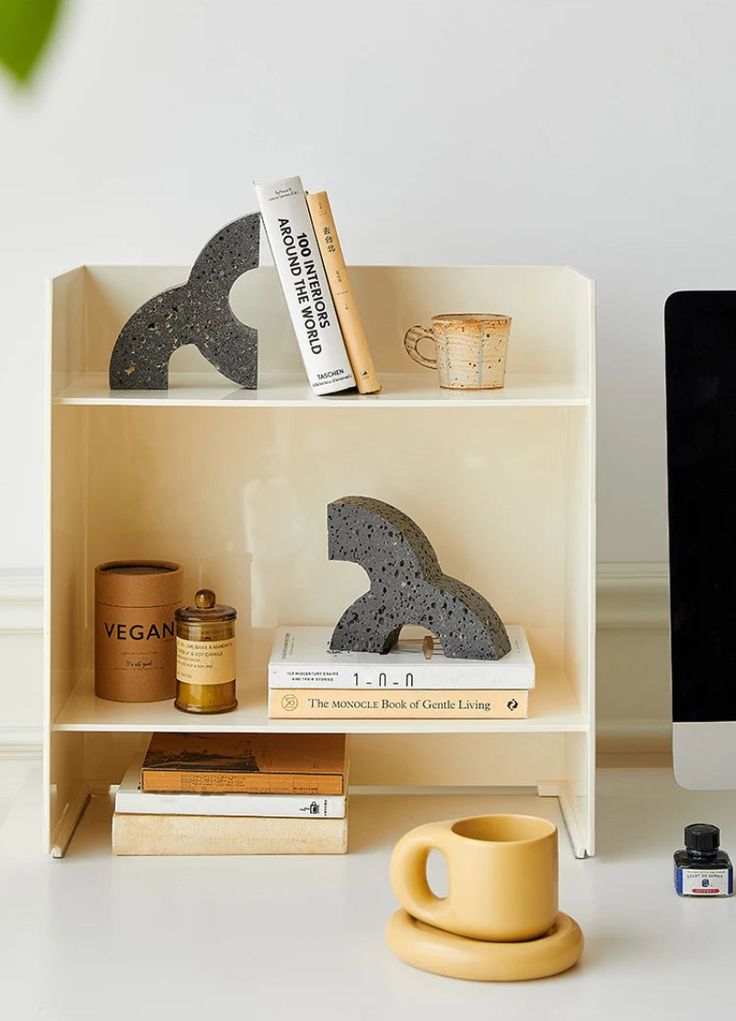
[390, 821, 455, 930]
[404, 325, 438, 370]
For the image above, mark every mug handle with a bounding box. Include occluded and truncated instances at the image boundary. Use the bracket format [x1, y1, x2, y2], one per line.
[390, 821, 455, 931]
[404, 325, 438, 370]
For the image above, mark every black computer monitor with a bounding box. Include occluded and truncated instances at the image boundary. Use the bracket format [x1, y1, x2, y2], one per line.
[665, 290, 736, 788]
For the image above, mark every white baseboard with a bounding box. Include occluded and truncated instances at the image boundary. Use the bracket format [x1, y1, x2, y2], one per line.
[0, 568, 43, 634]
[0, 569, 44, 758]
[0, 730, 43, 759]
[597, 562, 669, 629]
[597, 719, 672, 755]
[0, 564, 672, 762]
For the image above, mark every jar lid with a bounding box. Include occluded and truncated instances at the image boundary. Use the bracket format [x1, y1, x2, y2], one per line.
[175, 588, 237, 623]
[95, 560, 182, 607]
[684, 823, 720, 853]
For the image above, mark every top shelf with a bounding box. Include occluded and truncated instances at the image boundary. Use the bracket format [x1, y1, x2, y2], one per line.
[54, 372, 590, 409]
[50, 264, 595, 407]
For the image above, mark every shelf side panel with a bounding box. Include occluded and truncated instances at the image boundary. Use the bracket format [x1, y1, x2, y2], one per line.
[567, 271, 595, 398]
[50, 267, 86, 395]
[48, 267, 90, 847]
[48, 387, 89, 850]
[563, 407, 595, 719]
[565, 730, 594, 856]
[563, 274, 595, 854]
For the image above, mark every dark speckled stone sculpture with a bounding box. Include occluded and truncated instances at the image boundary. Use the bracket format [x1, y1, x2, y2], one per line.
[109, 214, 260, 389]
[328, 496, 511, 660]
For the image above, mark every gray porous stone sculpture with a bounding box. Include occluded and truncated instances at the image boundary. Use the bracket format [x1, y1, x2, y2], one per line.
[109, 214, 260, 389]
[328, 496, 511, 660]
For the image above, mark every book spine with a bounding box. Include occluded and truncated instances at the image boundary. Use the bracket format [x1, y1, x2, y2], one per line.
[269, 663, 534, 691]
[269, 689, 529, 719]
[115, 790, 346, 818]
[254, 176, 356, 395]
[306, 191, 381, 394]
[112, 813, 348, 855]
[141, 770, 344, 796]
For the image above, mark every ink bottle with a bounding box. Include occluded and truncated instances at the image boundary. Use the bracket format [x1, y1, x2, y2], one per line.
[674, 823, 733, 896]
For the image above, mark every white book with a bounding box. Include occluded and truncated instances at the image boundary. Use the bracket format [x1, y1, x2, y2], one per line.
[115, 753, 347, 818]
[268, 625, 535, 691]
[255, 176, 356, 395]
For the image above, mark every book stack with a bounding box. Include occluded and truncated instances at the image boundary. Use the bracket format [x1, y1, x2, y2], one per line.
[254, 176, 381, 396]
[268, 626, 535, 720]
[112, 732, 348, 855]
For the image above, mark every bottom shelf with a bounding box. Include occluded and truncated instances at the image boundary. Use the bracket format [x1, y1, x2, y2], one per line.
[51, 782, 589, 860]
[62, 786, 575, 858]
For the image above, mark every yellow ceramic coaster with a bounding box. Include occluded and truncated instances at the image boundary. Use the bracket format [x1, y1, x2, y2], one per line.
[386, 909, 583, 982]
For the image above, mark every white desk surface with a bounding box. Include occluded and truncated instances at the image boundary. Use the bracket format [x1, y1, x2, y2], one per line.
[1, 766, 735, 1020]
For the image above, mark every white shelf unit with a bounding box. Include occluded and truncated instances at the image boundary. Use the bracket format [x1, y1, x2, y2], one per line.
[46, 264, 595, 858]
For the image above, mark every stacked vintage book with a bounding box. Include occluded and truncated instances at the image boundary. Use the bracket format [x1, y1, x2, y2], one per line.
[112, 732, 348, 854]
[268, 626, 535, 720]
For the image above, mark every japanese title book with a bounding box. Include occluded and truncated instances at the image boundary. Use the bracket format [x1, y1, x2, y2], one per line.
[112, 813, 348, 855]
[141, 732, 347, 795]
[116, 751, 347, 818]
[269, 688, 528, 719]
[268, 625, 535, 690]
[255, 176, 356, 395]
[306, 190, 381, 394]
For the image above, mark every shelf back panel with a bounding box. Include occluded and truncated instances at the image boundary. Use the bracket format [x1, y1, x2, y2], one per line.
[47, 404, 593, 696]
[54, 265, 592, 387]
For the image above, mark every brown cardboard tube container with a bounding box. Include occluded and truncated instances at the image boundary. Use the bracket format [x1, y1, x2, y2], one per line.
[95, 561, 182, 702]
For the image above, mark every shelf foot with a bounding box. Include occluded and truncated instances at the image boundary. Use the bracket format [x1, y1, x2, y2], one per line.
[50, 788, 91, 859]
[538, 780, 589, 858]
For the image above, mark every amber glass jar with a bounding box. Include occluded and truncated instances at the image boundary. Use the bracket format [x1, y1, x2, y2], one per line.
[175, 589, 237, 713]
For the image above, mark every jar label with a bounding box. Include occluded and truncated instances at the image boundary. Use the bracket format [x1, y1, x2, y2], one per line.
[95, 604, 177, 701]
[176, 638, 236, 686]
[677, 866, 733, 895]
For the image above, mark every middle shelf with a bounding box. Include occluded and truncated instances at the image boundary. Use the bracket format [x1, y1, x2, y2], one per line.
[52, 670, 586, 735]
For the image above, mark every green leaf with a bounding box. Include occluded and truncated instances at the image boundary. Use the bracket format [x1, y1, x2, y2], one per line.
[0, 0, 63, 85]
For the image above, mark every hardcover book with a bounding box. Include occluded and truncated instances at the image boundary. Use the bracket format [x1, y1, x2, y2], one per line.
[269, 688, 529, 719]
[141, 733, 347, 795]
[268, 625, 535, 690]
[116, 752, 346, 818]
[255, 176, 356, 395]
[112, 813, 348, 855]
[306, 190, 381, 394]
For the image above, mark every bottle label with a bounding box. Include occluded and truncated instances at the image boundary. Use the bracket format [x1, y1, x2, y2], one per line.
[676, 866, 733, 896]
[176, 638, 235, 686]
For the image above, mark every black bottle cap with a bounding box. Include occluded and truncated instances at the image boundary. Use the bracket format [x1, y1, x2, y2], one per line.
[684, 823, 720, 852]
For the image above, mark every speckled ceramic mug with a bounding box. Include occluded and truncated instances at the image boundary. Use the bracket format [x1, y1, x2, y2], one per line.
[404, 313, 511, 389]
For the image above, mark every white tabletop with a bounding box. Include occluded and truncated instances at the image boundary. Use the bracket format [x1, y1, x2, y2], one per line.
[1, 766, 735, 1020]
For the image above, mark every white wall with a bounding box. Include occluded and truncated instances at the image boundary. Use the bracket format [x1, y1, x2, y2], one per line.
[4, 0, 736, 566]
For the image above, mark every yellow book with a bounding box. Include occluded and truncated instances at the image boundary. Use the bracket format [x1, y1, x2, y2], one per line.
[269, 689, 528, 719]
[306, 191, 381, 394]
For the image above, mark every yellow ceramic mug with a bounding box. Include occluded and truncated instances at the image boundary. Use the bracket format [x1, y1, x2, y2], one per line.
[390, 814, 558, 942]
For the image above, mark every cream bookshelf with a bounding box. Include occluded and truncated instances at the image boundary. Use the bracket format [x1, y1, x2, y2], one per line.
[45, 264, 595, 858]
